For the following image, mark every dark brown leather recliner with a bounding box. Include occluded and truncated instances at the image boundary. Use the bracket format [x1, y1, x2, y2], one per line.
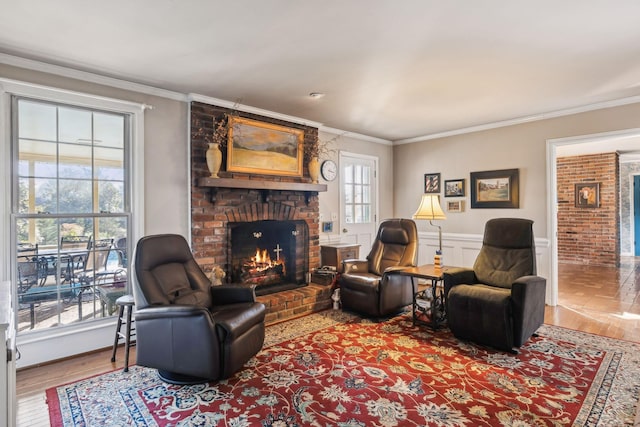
[339, 218, 418, 317]
[444, 218, 546, 352]
[133, 234, 266, 384]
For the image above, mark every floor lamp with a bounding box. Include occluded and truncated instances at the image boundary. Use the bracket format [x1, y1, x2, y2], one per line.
[412, 194, 447, 263]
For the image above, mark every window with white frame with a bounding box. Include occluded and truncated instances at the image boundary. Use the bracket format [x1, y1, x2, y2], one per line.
[11, 96, 133, 333]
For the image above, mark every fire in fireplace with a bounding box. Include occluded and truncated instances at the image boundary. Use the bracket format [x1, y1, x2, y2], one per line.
[228, 220, 308, 295]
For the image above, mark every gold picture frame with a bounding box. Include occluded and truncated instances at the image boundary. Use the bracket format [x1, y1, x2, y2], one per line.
[227, 116, 304, 177]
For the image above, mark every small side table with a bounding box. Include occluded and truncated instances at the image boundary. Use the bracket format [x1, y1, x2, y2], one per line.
[110, 294, 136, 372]
[394, 265, 449, 329]
[320, 243, 360, 273]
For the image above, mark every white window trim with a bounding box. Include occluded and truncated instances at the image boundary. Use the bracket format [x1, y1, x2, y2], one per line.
[0, 78, 145, 367]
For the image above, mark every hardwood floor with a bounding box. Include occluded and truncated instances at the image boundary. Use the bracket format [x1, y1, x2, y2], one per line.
[16, 258, 640, 426]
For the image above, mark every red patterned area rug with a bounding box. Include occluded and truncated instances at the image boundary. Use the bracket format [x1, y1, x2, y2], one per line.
[47, 310, 640, 426]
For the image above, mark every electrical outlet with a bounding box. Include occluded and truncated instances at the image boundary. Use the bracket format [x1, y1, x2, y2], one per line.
[319, 213, 324, 221]
[331, 212, 338, 221]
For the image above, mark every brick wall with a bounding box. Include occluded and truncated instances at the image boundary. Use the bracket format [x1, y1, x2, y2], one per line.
[190, 102, 321, 277]
[557, 152, 619, 267]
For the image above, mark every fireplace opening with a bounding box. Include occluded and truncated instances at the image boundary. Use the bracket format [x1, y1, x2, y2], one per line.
[228, 220, 308, 296]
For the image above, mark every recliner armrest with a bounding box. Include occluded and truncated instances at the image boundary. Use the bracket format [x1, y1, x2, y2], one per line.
[343, 259, 369, 274]
[210, 285, 257, 304]
[511, 275, 546, 300]
[135, 305, 211, 321]
[443, 267, 477, 295]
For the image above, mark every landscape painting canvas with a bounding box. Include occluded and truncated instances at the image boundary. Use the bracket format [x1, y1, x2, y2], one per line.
[470, 168, 519, 208]
[227, 117, 304, 176]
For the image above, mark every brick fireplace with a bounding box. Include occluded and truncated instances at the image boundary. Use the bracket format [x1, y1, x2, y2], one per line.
[190, 102, 332, 322]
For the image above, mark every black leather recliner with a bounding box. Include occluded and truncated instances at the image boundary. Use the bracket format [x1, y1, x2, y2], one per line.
[133, 234, 266, 384]
[339, 218, 418, 317]
[444, 218, 546, 352]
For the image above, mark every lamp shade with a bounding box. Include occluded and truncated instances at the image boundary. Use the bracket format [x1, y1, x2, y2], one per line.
[412, 194, 446, 221]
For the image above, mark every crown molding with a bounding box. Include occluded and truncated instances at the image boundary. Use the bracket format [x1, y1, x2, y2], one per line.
[0, 53, 187, 102]
[320, 125, 392, 145]
[188, 93, 323, 128]
[394, 95, 640, 145]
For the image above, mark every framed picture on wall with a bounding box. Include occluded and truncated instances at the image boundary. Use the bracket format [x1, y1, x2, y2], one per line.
[447, 200, 464, 212]
[470, 168, 519, 208]
[424, 173, 441, 193]
[575, 182, 600, 208]
[227, 116, 304, 177]
[444, 179, 465, 197]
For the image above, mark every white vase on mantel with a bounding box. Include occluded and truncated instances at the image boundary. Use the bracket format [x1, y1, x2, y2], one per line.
[308, 157, 320, 184]
[206, 142, 222, 178]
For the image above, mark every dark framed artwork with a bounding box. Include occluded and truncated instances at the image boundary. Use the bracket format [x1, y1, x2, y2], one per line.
[575, 182, 600, 208]
[444, 179, 465, 197]
[424, 173, 441, 194]
[470, 168, 519, 208]
[227, 116, 304, 177]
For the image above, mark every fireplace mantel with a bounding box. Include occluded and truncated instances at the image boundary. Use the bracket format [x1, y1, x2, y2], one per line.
[198, 177, 327, 204]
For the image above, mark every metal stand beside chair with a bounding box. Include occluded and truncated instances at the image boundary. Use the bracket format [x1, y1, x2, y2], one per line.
[110, 294, 135, 372]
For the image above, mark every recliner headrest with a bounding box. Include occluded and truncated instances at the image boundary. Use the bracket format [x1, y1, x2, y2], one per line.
[483, 218, 534, 249]
[379, 227, 410, 245]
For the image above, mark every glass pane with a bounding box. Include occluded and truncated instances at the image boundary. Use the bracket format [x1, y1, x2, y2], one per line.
[58, 107, 92, 144]
[59, 143, 92, 179]
[95, 147, 124, 180]
[19, 139, 57, 177]
[362, 205, 371, 223]
[98, 181, 124, 213]
[28, 178, 58, 214]
[355, 184, 362, 203]
[344, 183, 353, 203]
[58, 179, 92, 213]
[355, 205, 363, 223]
[363, 166, 371, 184]
[345, 205, 353, 224]
[344, 165, 353, 183]
[18, 100, 56, 141]
[34, 218, 59, 247]
[362, 185, 370, 203]
[354, 165, 362, 184]
[60, 217, 94, 242]
[94, 112, 125, 148]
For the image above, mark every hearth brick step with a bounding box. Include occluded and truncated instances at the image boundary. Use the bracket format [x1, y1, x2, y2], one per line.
[257, 283, 333, 325]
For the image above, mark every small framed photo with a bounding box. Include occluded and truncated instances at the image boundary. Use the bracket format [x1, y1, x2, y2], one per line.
[575, 183, 600, 208]
[424, 173, 441, 194]
[444, 179, 465, 197]
[447, 200, 464, 213]
[322, 221, 334, 233]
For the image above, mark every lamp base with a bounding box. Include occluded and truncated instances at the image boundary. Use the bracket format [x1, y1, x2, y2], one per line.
[434, 251, 443, 269]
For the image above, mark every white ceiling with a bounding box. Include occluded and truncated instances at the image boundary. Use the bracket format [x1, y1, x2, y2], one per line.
[2, 1, 640, 143]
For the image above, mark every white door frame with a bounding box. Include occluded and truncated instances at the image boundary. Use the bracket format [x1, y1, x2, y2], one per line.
[546, 127, 640, 307]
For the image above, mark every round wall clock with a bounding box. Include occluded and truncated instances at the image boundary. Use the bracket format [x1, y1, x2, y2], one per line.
[321, 160, 338, 181]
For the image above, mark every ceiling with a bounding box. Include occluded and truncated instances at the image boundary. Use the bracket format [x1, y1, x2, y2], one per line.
[2, 1, 640, 142]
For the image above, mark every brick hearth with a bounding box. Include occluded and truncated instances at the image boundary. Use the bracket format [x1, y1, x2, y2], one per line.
[258, 284, 333, 325]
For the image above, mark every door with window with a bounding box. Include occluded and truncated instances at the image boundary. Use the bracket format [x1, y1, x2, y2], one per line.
[340, 152, 378, 255]
[12, 97, 131, 333]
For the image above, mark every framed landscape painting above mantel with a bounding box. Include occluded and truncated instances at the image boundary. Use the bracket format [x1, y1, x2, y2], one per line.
[470, 168, 519, 208]
[227, 116, 304, 177]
